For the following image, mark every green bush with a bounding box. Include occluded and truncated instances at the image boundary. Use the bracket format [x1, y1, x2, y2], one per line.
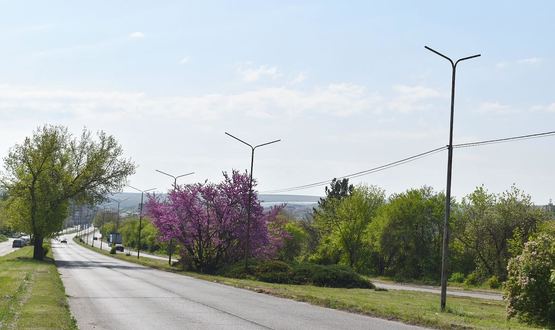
[464, 272, 480, 286]
[0, 234, 8, 242]
[291, 263, 325, 284]
[110, 246, 116, 254]
[486, 275, 500, 289]
[449, 272, 465, 283]
[504, 234, 555, 326]
[219, 260, 260, 279]
[310, 264, 374, 289]
[255, 260, 293, 284]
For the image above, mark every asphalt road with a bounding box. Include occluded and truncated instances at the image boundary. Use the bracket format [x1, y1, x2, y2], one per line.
[0, 238, 16, 257]
[53, 235, 425, 330]
[370, 280, 503, 301]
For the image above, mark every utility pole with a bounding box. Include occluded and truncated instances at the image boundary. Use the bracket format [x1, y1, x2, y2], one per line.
[425, 45, 480, 311]
[155, 169, 194, 266]
[225, 132, 280, 270]
[127, 185, 156, 259]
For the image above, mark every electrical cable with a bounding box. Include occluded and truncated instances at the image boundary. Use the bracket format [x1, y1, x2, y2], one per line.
[261, 129, 555, 194]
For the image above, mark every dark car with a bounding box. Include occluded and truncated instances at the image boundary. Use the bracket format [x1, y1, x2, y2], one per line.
[60, 237, 68, 244]
[115, 245, 124, 252]
[12, 239, 24, 248]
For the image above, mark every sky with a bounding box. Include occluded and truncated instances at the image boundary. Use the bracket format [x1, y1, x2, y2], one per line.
[0, 1, 554, 202]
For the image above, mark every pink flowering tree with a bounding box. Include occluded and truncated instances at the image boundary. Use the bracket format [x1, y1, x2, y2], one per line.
[146, 170, 287, 273]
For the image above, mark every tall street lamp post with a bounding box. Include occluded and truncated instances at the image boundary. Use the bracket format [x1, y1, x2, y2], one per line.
[155, 169, 194, 265]
[127, 185, 156, 259]
[225, 132, 280, 270]
[109, 197, 128, 247]
[425, 45, 480, 311]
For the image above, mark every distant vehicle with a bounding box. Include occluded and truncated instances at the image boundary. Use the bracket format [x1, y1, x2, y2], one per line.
[12, 239, 24, 248]
[115, 244, 124, 252]
[93, 236, 98, 240]
[60, 237, 68, 244]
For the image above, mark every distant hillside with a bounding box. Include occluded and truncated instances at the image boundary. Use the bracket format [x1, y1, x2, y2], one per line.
[101, 192, 320, 212]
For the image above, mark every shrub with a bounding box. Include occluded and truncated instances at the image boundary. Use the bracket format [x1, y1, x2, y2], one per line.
[449, 272, 465, 283]
[311, 264, 374, 289]
[110, 246, 116, 254]
[255, 260, 293, 284]
[486, 275, 500, 289]
[504, 234, 555, 326]
[219, 260, 260, 279]
[291, 263, 325, 284]
[464, 272, 480, 286]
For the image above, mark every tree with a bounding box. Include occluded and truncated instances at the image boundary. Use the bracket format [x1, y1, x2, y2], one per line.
[330, 186, 385, 270]
[453, 185, 547, 279]
[1, 125, 135, 259]
[147, 171, 283, 273]
[370, 187, 445, 279]
[504, 233, 555, 326]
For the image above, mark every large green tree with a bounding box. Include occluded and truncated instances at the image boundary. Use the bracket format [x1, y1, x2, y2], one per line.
[1, 125, 135, 259]
[453, 185, 547, 280]
[370, 187, 445, 279]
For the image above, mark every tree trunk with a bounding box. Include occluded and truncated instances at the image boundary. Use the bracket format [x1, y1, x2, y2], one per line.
[33, 236, 44, 260]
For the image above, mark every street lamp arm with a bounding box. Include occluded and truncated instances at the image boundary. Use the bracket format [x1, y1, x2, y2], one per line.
[127, 185, 141, 193]
[455, 54, 481, 65]
[254, 139, 281, 149]
[225, 132, 253, 149]
[155, 169, 176, 180]
[175, 172, 195, 179]
[425, 46, 454, 66]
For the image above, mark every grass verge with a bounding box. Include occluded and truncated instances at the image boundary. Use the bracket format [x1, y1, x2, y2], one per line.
[74, 237, 538, 330]
[0, 245, 77, 330]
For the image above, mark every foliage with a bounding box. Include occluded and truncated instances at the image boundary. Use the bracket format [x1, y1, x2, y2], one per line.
[504, 233, 555, 326]
[277, 215, 308, 262]
[464, 272, 480, 286]
[487, 275, 501, 289]
[147, 170, 284, 273]
[449, 272, 465, 283]
[255, 260, 293, 283]
[313, 185, 384, 272]
[369, 187, 444, 279]
[309, 264, 373, 288]
[1, 125, 135, 259]
[453, 185, 547, 280]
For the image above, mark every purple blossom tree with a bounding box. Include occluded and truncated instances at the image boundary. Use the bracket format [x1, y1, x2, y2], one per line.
[146, 170, 286, 273]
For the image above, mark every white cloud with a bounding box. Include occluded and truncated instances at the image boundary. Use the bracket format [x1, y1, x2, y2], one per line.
[530, 102, 555, 113]
[179, 56, 190, 65]
[129, 32, 145, 39]
[387, 85, 442, 113]
[477, 101, 513, 114]
[517, 57, 542, 65]
[290, 72, 307, 84]
[496, 57, 542, 69]
[236, 63, 281, 82]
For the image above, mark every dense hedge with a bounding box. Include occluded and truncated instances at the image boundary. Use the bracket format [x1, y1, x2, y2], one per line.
[221, 260, 374, 289]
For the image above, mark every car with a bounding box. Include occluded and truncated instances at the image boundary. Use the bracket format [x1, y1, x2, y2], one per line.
[12, 239, 24, 248]
[60, 237, 67, 244]
[115, 244, 124, 252]
[93, 236, 98, 240]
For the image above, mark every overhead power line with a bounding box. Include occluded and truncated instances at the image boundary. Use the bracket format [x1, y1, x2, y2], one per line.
[262, 130, 555, 194]
[453, 130, 555, 149]
[262, 146, 447, 194]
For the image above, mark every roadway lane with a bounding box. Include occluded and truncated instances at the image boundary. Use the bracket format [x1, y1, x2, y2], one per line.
[0, 238, 16, 257]
[53, 236, 425, 330]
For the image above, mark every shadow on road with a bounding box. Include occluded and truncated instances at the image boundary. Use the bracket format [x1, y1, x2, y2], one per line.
[55, 259, 145, 270]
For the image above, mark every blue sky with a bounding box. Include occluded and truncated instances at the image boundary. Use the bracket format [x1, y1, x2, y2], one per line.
[0, 1, 554, 202]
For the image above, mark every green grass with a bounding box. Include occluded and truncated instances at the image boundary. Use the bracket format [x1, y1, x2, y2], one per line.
[0, 234, 7, 243]
[0, 246, 77, 330]
[74, 237, 539, 330]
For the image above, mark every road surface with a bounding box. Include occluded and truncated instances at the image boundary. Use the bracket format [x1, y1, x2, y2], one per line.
[81, 228, 170, 261]
[0, 238, 16, 257]
[53, 235, 425, 330]
[371, 280, 503, 301]
[78, 229, 503, 301]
